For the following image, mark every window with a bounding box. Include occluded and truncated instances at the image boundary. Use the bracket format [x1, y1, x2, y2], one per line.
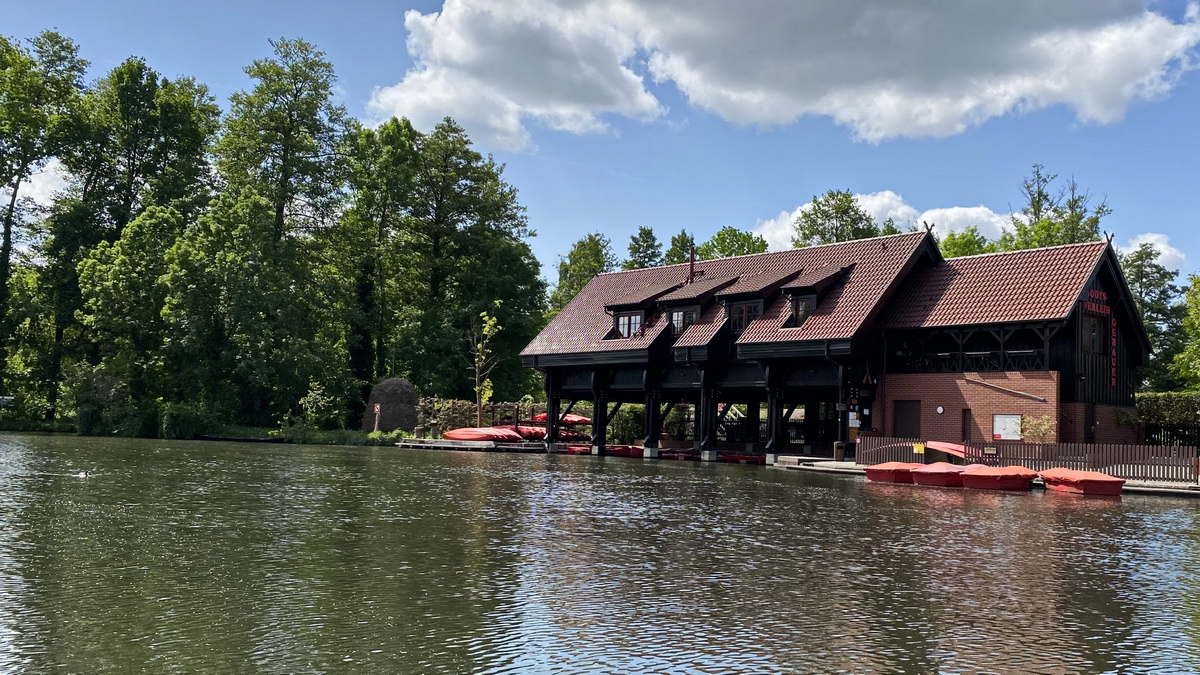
[792, 295, 816, 327]
[728, 302, 761, 333]
[615, 312, 642, 338]
[1085, 316, 1105, 353]
[670, 308, 699, 334]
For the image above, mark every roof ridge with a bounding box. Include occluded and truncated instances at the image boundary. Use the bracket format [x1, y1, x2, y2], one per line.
[595, 230, 928, 276]
[943, 239, 1107, 262]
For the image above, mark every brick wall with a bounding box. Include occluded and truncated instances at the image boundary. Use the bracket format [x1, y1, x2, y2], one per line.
[879, 371, 1061, 442]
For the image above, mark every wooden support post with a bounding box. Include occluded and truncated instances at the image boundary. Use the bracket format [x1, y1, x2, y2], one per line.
[544, 372, 560, 450]
[643, 391, 661, 449]
[745, 400, 760, 446]
[765, 388, 783, 452]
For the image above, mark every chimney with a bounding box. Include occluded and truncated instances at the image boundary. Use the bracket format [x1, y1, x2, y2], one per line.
[688, 246, 696, 283]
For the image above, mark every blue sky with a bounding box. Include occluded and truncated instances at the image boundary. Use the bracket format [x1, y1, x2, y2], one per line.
[12, 0, 1200, 284]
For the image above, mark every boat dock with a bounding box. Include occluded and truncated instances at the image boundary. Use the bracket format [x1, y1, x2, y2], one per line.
[775, 457, 1200, 498]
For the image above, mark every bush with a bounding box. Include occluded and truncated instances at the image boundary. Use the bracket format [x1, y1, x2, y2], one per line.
[609, 404, 644, 444]
[160, 402, 215, 439]
[1136, 392, 1200, 424]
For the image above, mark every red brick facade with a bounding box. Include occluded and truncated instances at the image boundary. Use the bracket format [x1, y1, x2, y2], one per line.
[880, 371, 1138, 443]
[880, 372, 1060, 442]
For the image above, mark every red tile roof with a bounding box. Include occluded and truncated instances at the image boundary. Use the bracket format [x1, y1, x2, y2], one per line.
[523, 231, 930, 357]
[672, 302, 727, 347]
[657, 274, 738, 303]
[882, 241, 1107, 329]
[782, 263, 852, 292]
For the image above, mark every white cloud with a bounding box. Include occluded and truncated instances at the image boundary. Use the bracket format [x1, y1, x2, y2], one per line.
[20, 159, 67, 207]
[1120, 232, 1187, 271]
[752, 191, 1014, 251]
[370, 0, 1200, 149]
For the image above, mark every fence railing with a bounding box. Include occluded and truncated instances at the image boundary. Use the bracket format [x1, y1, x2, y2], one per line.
[856, 436, 925, 465]
[1146, 424, 1200, 448]
[856, 436, 1199, 485]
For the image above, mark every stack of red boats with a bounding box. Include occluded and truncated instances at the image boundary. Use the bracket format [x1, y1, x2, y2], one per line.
[866, 459, 1125, 495]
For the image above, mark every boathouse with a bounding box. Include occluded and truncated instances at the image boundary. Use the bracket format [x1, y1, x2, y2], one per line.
[521, 232, 1150, 456]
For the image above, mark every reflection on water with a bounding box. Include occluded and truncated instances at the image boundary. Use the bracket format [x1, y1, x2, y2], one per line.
[1, 432, 1199, 673]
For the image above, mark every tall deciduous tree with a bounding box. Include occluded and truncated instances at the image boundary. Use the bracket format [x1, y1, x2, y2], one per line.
[339, 117, 418, 418]
[793, 190, 881, 246]
[696, 226, 768, 260]
[216, 37, 347, 240]
[663, 229, 694, 265]
[396, 118, 543, 400]
[622, 226, 663, 270]
[1121, 243, 1186, 392]
[549, 232, 616, 316]
[0, 31, 86, 392]
[998, 164, 1108, 250]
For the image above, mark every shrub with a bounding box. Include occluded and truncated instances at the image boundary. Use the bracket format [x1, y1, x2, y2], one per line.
[160, 402, 215, 439]
[1136, 392, 1200, 424]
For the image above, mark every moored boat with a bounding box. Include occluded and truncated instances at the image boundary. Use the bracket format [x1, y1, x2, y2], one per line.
[865, 461, 926, 484]
[1038, 468, 1125, 496]
[961, 465, 1038, 491]
[910, 462, 985, 487]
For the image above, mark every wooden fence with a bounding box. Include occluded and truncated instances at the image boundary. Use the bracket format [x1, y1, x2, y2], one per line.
[856, 436, 1199, 485]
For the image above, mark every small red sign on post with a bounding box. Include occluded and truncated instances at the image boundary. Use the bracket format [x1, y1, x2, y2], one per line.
[373, 403, 381, 414]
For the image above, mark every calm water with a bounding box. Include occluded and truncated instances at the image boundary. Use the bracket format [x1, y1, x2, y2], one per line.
[1, 434, 1200, 674]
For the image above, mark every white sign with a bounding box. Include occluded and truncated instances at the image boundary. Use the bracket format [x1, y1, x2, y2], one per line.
[992, 414, 1022, 440]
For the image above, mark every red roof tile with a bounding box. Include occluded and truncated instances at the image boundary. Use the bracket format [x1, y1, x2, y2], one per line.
[523, 231, 930, 357]
[672, 302, 728, 347]
[882, 241, 1107, 329]
[658, 274, 739, 303]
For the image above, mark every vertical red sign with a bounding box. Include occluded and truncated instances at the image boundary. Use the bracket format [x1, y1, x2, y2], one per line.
[1110, 318, 1118, 387]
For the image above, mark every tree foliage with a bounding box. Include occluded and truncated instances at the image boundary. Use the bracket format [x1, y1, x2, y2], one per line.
[549, 232, 616, 316]
[696, 226, 768, 260]
[793, 190, 884, 247]
[997, 165, 1109, 250]
[939, 225, 998, 258]
[663, 229, 694, 265]
[622, 226, 662, 270]
[1120, 243, 1186, 392]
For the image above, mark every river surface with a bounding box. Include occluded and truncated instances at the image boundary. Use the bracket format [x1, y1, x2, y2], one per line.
[1, 433, 1199, 673]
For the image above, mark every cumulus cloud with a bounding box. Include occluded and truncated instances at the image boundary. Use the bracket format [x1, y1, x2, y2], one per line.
[370, 0, 1200, 148]
[1121, 232, 1187, 271]
[752, 191, 1013, 251]
[20, 159, 67, 207]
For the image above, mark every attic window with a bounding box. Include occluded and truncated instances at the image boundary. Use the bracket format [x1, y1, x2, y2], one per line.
[670, 307, 699, 334]
[615, 312, 642, 338]
[792, 295, 816, 327]
[728, 302, 761, 333]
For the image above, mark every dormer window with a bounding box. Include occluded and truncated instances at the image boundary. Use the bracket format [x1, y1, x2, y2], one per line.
[792, 295, 816, 327]
[670, 307, 699, 334]
[728, 302, 761, 333]
[615, 312, 642, 338]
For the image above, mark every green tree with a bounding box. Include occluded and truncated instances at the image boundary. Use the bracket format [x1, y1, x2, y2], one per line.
[1121, 243, 1187, 392]
[663, 229, 695, 265]
[696, 226, 768, 260]
[939, 225, 999, 258]
[793, 189, 881, 246]
[0, 31, 86, 391]
[394, 118, 543, 400]
[997, 165, 1108, 250]
[469, 301, 503, 426]
[622, 226, 663, 270]
[338, 117, 419, 419]
[77, 206, 183, 404]
[1174, 274, 1200, 390]
[216, 37, 347, 240]
[549, 232, 616, 315]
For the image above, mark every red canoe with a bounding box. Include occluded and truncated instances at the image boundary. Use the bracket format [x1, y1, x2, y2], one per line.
[910, 462, 986, 487]
[531, 412, 592, 425]
[443, 427, 526, 442]
[865, 461, 926, 483]
[1038, 468, 1125, 496]
[961, 465, 1038, 491]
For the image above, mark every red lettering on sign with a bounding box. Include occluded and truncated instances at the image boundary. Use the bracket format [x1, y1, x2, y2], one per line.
[1110, 318, 1118, 386]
